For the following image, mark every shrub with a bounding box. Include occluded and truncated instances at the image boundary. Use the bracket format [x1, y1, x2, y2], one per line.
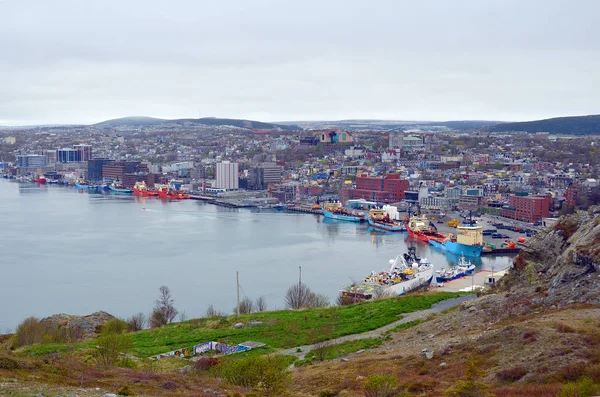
[102, 318, 129, 335]
[161, 381, 179, 390]
[127, 312, 146, 331]
[497, 366, 528, 381]
[116, 385, 134, 396]
[559, 377, 597, 397]
[363, 374, 397, 397]
[318, 391, 337, 397]
[12, 317, 45, 347]
[556, 323, 576, 333]
[94, 332, 133, 368]
[195, 356, 219, 371]
[216, 355, 291, 395]
[0, 356, 19, 370]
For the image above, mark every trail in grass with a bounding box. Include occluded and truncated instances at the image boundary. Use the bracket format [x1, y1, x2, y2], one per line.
[279, 295, 475, 359]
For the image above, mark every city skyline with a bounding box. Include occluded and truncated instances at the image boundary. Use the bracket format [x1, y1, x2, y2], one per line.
[1, 0, 599, 125]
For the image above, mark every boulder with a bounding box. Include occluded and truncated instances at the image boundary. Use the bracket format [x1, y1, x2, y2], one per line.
[248, 321, 263, 326]
[234, 322, 244, 329]
[40, 311, 115, 340]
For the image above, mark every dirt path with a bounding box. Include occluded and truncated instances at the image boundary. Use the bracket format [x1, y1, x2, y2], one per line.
[279, 295, 476, 359]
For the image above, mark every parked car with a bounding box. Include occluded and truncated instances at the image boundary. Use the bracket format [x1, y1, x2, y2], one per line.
[492, 233, 502, 238]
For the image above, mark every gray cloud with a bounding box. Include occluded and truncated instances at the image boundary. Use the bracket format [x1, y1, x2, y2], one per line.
[0, 0, 599, 125]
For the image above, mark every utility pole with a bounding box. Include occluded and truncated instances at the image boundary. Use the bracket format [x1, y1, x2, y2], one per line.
[472, 251, 476, 292]
[298, 265, 302, 306]
[236, 271, 240, 317]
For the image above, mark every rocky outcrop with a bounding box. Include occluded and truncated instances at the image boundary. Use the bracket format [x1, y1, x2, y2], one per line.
[40, 311, 115, 340]
[501, 206, 600, 307]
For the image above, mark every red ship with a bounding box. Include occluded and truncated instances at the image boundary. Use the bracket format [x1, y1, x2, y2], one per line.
[158, 186, 190, 199]
[35, 176, 46, 184]
[133, 181, 158, 197]
[406, 214, 445, 242]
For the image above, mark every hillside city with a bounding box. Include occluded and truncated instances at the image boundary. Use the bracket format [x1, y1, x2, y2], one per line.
[1, 119, 598, 223]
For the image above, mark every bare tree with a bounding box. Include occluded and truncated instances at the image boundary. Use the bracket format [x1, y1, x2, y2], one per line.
[235, 297, 254, 314]
[284, 283, 316, 310]
[150, 308, 167, 328]
[153, 285, 178, 325]
[127, 312, 146, 331]
[255, 296, 267, 312]
[178, 310, 188, 322]
[310, 293, 330, 308]
[206, 304, 217, 318]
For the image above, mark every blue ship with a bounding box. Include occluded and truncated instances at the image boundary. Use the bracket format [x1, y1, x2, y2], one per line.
[108, 184, 133, 194]
[323, 209, 363, 222]
[428, 220, 484, 257]
[367, 217, 406, 232]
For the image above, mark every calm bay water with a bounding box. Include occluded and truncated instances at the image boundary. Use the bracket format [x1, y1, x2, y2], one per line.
[0, 180, 510, 331]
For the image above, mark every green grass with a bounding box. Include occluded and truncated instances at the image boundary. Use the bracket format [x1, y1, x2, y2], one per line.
[385, 319, 425, 335]
[20, 292, 463, 358]
[306, 338, 383, 361]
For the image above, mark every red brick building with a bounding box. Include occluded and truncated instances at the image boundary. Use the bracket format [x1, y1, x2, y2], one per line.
[102, 161, 154, 187]
[343, 174, 408, 203]
[565, 183, 578, 208]
[502, 193, 551, 223]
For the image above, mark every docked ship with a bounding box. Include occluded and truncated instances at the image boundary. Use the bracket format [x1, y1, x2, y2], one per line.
[340, 248, 434, 300]
[435, 255, 476, 283]
[157, 184, 190, 199]
[108, 182, 133, 194]
[74, 179, 102, 190]
[429, 219, 484, 257]
[133, 181, 158, 197]
[35, 175, 46, 184]
[406, 214, 446, 242]
[322, 201, 364, 222]
[367, 208, 406, 232]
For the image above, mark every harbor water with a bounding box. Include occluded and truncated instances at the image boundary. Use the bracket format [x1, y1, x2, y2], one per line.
[0, 180, 512, 331]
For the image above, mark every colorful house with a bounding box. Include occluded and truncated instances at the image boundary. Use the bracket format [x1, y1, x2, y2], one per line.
[317, 130, 353, 144]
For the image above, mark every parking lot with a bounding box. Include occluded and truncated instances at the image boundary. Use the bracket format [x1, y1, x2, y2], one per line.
[431, 212, 540, 247]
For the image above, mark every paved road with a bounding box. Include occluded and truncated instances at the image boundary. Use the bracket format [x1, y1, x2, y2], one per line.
[279, 295, 476, 359]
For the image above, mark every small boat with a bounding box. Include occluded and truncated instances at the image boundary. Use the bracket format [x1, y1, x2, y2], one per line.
[322, 201, 364, 222]
[367, 208, 406, 232]
[35, 176, 46, 184]
[340, 249, 434, 300]
[274, 204, 287, 211]
[435, 255, 476, 283]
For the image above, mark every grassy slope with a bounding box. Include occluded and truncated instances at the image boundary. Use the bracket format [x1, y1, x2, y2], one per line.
[19, 292, 462, 357]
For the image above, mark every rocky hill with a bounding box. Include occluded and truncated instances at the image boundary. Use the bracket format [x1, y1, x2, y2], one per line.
[293, 209, 600, 396]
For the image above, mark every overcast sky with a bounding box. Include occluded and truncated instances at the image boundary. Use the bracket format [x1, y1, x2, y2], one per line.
[0, 0, 599, 125]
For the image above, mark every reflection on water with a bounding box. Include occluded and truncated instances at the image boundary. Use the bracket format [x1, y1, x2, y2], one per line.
[0, 180, 513, 331]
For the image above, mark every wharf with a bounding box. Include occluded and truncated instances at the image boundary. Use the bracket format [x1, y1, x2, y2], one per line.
[435, 269, 508, 292]
[188, 195, 256, 208]
[481, 248, 520, 256]
[287, 206, 323, 215]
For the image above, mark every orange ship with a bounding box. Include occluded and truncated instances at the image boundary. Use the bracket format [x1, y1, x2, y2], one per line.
[133, 181, 159, 197]
[157, 184, 190, 199]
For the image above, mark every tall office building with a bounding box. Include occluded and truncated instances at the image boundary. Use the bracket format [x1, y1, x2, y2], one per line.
[57, 148, 81, 163]
[73, 144, 92, 162]
[389, 131, 404, 150]
[216, 161, 239, 190]
[88, 158, 113, 182]
[17, 155, 48, 168]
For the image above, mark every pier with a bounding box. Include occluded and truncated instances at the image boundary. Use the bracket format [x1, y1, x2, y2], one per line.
[286, 206, 323, 215]
[435, 269, 508, 292]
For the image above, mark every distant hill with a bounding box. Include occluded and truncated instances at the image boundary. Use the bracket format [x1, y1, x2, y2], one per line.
[488, 114, 600, 135]
[278, 119, 503, 131]
[94, 116, 298, 130]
